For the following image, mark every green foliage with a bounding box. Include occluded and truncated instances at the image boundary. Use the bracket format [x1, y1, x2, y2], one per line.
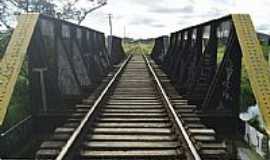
[217, 45, 225, 64]
[216, 43, 256, 111]
[0, 32, 30, 131]
[0, 32, 11, 58]
[261, 42, 270, 61]
[240, 67, 256, 111]
[243, 43, 270, 131]
[215, 42, 269, 113]
[241, 43, 270, 111]
[0, 62, 30, 131]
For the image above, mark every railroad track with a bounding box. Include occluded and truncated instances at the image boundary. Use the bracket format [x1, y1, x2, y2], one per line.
[36, 55, 228, 160]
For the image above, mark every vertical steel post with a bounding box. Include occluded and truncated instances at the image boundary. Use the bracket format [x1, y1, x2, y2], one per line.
[108, 14, 113, 56]
[33, 68, 48, 113]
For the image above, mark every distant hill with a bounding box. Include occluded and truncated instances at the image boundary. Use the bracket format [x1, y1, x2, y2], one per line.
[123, 37, 154, 44]
[257, 32, 270, 45]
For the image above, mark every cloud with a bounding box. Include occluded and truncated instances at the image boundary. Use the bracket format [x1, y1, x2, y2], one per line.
[128, 17, 166, 29]
[208, 0, 234, 6]
[80, 0, 270, 38]
[150, 23, 166, 28]
[204, 8, 225, 18]
[129, 17, 156, 26]
[177, 20, 188, 26]
[129, 0, 165, 7]
[149, 5, 194, 14]
[257, 24, 270, 32]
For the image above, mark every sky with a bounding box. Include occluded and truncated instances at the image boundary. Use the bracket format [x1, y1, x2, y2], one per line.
[76, 0, 270, 39]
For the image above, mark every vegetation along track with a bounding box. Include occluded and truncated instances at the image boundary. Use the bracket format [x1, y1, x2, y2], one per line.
[36, 55, 228, 160]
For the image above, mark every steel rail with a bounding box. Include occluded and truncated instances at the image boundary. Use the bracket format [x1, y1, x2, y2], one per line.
[144, 55, 201, 160]
[56, 55, 132, 160]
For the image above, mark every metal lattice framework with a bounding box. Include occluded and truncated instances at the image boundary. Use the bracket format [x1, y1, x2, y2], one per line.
[0, 13, 125, 125]
[109, 36, 126, 65]
[151, 14, 270, 135]
[150, 36, 169, 65]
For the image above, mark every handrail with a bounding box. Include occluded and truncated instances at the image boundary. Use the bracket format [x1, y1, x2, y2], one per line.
[56, 55, 132, 160]
[0, 116, 32, 137]
[144, 55, 201, 160]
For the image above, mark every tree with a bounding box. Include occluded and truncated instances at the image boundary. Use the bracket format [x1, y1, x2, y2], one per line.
[0, 0, 13, 29]
[61, 0, 107, 25]
[0, 0, 107, 30]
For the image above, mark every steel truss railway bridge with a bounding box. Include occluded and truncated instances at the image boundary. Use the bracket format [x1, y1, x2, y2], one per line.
[0, 13, 270, 160]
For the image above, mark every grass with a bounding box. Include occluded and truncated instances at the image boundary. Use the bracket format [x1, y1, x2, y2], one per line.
[123, 40, 154, 55]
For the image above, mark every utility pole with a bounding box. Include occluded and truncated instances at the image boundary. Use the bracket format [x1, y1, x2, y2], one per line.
[123, 25, 126, 43]
[124, 26, 126, 38]
[108, 13, 113, 56]
[109, 13, 113, 37]
[26, 0, 29, 12]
